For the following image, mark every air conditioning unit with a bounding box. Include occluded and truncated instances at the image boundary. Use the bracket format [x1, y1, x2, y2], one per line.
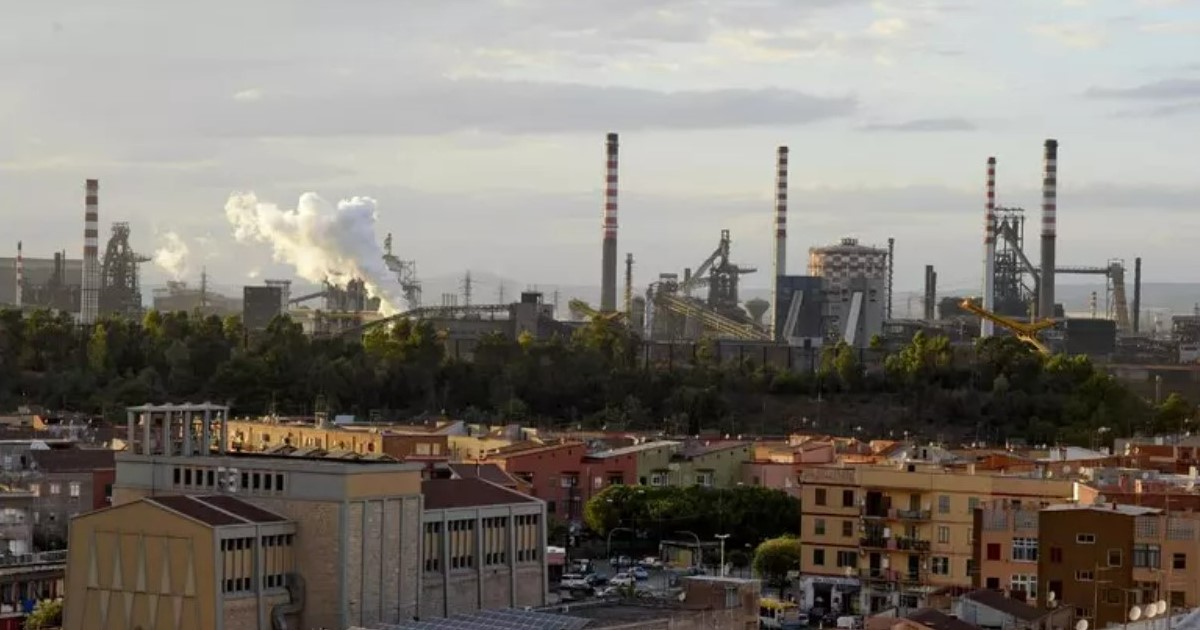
[222, 467, 240, 493]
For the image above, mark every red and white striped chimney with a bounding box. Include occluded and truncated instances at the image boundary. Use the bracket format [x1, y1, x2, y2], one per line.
[981, 157, 996, 337]
[81, 179, 100, 324]
[1038, 140, 1058, 320]
[14, 241, 23, 309]
[600, 133, 619, 313]
[771, 146, 789, 338]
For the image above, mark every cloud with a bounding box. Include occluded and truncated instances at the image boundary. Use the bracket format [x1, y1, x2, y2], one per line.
[1086, 78, 1200, 100]
[197, 79, 858, 137]
[1114, 101, 1200, 118]
[1029, 23, 1108, 49]
[860, 117, 978, 132]
[153, 232, 191, 281]
[868, 18, 909, 37]
[232, 88, 264, 103]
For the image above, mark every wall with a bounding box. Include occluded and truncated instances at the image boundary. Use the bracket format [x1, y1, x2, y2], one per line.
[490, 445, 586, 520]
[582, 452, 638, 490]
[634, 444, 680, 486]
[63, 501, 217, 630]
[741, 462, 800, 499]
[1037, 509, 1133, 629]
[92, 468, 115, 510]
[679, 444, 752, 489]
[383, 434, 451, 459]
[974, 508, 1041, 595]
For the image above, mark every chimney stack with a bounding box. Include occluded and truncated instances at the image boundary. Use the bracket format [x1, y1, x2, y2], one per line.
[81, 178, 101, 324]
[14, 241, 23, 309]
[1133, 257, 1142, 333]
[771, 146, 789, 337]
[1038, 140, 1058, 320]
[982, 157, 997, 336]
[600, 133, 619, 313]
[886, 236, 895, 320]
[923, 265, 937, 320]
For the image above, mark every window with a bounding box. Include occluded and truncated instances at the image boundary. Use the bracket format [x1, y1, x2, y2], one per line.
[1108, 548, 1123, 567]
[1011, 574, 1037, 598]
[48, 483, 60, 496]
[607, 474, 624, 486]
[1076, 533, 1096, 544]
[937, 526, 950, 544]
[1106, 588, 1123, 605]
[695, 472, 714, 487]
[1050, 547, 1063, 563]
[173, 468, 181, 485]
[815, 488, 827, 506]
[812, 548, 825, 566]
[842, 520, 854, 538]
[986, 543, 1001, 561]
[1012, 538, 1038, 562]
[966, 558, 976, 579]
[1173, 553, 1187, 570]
[968, 497, 980, 512]
[938, 495, 950, 514]
[275, 473, 283, 491]
[184, 469, 192, 485]
[1076, 570, 1094, 581]
[931, 557, 950, 576]
[68, 482, 80, 497]
[1134, 544, 1161, 568]
[724, 587, 738, 609]
[814, 519, 826, 536]
[842, 489, 855, 507]
[836, 551, 857, 568]
[649, 473, 666, 487]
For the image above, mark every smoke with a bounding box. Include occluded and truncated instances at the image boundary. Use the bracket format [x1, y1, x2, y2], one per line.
[224, 192, 402, 315]
[154, 232, 191, 281]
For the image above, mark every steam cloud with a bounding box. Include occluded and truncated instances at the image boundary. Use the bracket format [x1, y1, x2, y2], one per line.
[224, 192, 402, 315]
[154, 232, 191, 281]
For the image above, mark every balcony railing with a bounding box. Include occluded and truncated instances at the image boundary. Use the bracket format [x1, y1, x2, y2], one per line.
[895, 509, 931, 521]
[0, 550, 67, 567]
[895, 537, 931, 552]
[860, 537, 893, 550]
[859, 568, 898, 581]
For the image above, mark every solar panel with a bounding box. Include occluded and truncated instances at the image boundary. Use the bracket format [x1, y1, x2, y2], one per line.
[363, 608, 591, 630]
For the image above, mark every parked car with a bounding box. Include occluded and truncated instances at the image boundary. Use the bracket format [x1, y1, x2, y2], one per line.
[587, 573, 609, 586]
[610, 555, 634, 567]
[610, 573, 636, 587]
[631, 567, 650, 580]
[639, 557, 663, 569]
[560, 573, 591, 590]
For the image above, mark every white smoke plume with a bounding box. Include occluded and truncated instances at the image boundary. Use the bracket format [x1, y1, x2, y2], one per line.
[224, 192, 402, 315]
[154, 232, 191, 281]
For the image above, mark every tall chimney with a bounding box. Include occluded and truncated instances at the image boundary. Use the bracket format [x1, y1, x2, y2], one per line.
[1133, 257, 1142, 333]
[923, 265, 937, 320]
[600, 133, 619, 313]
[1038, 140, 1058, 320]
[982, 157, 997, 337]
[886, 237, 895, 320]
[624, 253, 634, 319]
[81, 178, 100, 324]
[14, 241, 23, 309]
[771, 146, 789, 337]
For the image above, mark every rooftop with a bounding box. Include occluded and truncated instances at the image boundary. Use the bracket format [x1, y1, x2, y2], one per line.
[904, 608, 982, 630]
[145, 495, 290, 527]
[31, 447, 115, 472]
[422, 478, 538, 510]
[448, 462, 524, 487]
[356, 607, 592, 630]
[962, 590, 1047, 622]
[589, 440, 680, 459]
[674, 441, 751, 459]
[1043, 503, 1161, 516]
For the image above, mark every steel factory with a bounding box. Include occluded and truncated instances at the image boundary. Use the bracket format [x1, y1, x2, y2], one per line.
[0, 134, 1186, 365]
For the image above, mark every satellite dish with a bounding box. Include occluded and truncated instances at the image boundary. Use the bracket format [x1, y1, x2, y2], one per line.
[1048, 591, 1057, 603]
[1075, 620, 1089, 630]
[1129, 605, 1142, 622]
[1155, 600, 1168, 615]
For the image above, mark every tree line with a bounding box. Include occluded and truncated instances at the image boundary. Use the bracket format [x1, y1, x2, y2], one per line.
[0, 308, 1188, 444]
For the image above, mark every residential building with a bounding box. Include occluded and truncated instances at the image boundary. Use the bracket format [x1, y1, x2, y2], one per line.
[28, 448, 114, 548]
[0, 490, 33, 555]
[225, 418, 450, 460]
[953, 589, 1074, 630]
[583, 441, 664, 489]
[974, 502, 1200, 629]
[62, 403, 548, 630]
[799, 463, 1094, 615]
[741, 460, 801, 499]
[444, 463, 529, 493]
[671, 442, 752, 489]
[485, 441, 598, 521]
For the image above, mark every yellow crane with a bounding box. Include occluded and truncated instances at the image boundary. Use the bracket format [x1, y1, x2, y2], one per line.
[568, 298, 624, 322]
[958, 298, 1056, 355]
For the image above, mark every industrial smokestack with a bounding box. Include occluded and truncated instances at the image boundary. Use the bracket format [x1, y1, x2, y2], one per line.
[600, 133, 619, 313]
[14, 241, 23, 309]
[771, 146, 789, 337]
[982, 157, 997, 337]
[1133, 257, 1142, 333]
[81, 179, 100, 324]
[1038, 140, 1058, 320]
[624, 253, 634, 319]
[886, 237, 895, 320]
[923, 265, 937, 320]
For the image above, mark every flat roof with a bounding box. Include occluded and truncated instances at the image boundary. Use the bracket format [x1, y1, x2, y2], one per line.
[116, 451, 425, 473]
[1043, 503, 1161, 516]
[589, 441, 680, 459]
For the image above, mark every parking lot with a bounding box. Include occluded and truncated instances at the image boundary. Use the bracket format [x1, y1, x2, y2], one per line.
[551, 556, 700, 602]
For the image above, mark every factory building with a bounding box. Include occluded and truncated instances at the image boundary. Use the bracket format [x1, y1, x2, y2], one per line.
[62, 403, 548, 630]
[809, 238, 888, 347]
[153, 277, 242, 317]
[243, 285, 285, 332]
[774, 275, 825, 348]
[0, 254, 82, 310]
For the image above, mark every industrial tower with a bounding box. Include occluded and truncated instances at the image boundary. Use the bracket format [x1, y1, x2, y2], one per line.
[600, 133, 619, 313]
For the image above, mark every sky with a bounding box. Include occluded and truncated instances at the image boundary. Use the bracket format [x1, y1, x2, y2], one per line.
[2, 0, 1199, 297]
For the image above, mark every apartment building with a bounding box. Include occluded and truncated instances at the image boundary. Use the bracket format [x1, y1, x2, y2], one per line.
[799, 463, 1091, 615]
[225, 418, 450, 460]
[975, 502, 1200, 630]
[62, 403, 548, 630]
[484, 441, 589, 521]
[28, 448, 114, 547]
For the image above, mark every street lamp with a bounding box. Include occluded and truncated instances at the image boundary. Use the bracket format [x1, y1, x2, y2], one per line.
[715, 534, 731, 576]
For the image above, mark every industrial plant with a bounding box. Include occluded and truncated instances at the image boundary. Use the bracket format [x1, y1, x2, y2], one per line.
[1, 134, 1194, 366]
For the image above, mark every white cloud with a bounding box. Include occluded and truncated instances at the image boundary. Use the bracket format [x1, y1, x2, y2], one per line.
[232, 88, 264, 103]
[868, 18, 909, 37]
[1029, 22, 1108, 49]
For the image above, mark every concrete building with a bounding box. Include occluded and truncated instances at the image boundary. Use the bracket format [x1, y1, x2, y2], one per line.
[798, 463, 1093, 616]
[974, 503, 1199, 630]
[808, 238, 888, 348]
[62, 403, 548, 630]
[0, 255, 82, 309]
[225, 418, 451, 461]
[484, 442, 589, 522]
[0, 491, 33, 556]
[28, 448, 114, 548]
[953, 588, 1074, 630]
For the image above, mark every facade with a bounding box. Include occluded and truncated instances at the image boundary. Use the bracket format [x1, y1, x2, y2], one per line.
[974, 503, 1200, 630]
[0, 491, 33, 556]
[671, 442, 753, 489]
[953, 588, 1074, 630]
[225, 418, 450, 461]
[29, 448, 115, 548]
[242, 285, 284, 331]
[583, 442, 662, 489]
[485, 442, 589, 521]
[419, 478, 547, 617]
[798, 463, 1091, 615]
[808, 238, 888, 293]
[741, 461, 801, 499]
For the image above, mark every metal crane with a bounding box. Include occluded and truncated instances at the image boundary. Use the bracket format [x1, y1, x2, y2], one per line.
[959, 298, 1055, 355]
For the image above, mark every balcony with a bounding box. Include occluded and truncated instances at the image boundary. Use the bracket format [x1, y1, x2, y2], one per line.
[862, 506, 889, 519]
[895, 509, 931, 521]
[895, 537, 931, 552]
[860, 568, 899, 582]
[860, 537, 893, 550]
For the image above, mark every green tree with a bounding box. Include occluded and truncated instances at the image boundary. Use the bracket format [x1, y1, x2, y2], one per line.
[24, 598, 62, 630]
[752, 536, 803, 587]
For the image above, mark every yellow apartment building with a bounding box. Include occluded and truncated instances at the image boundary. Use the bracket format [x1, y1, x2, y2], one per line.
[799, 462, 1092, 616]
